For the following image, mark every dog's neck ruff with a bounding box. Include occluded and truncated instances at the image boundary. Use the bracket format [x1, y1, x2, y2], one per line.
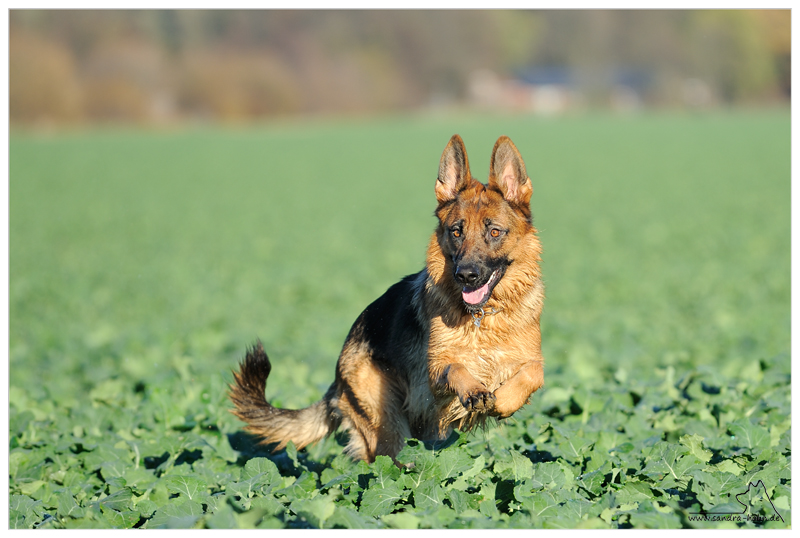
[471, 305, 503, 328]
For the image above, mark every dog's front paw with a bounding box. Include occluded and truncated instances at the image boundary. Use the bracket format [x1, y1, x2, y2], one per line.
[459, 387, 496, 413]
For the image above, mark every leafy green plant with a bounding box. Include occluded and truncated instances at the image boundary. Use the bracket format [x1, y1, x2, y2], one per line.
[9, 111, 790, 528]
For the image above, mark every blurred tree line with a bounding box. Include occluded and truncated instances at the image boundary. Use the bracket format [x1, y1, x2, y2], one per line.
[9, 9, 790, 126]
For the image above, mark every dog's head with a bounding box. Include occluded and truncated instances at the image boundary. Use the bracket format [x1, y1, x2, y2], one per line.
[433, 134, 534, 312]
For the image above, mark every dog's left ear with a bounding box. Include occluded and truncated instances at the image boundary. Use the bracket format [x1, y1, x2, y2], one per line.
[488, 136, 532, 206]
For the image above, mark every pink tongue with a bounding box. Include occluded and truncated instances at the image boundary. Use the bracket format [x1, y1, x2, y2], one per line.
[462, 282, 490, 304]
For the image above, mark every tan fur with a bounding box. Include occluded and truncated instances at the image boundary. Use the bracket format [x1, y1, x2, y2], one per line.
[229, 134, 544, 462]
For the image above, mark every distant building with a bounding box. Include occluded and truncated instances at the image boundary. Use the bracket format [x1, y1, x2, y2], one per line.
[469, 66, 657, 114]
[468, 68, 580, 115]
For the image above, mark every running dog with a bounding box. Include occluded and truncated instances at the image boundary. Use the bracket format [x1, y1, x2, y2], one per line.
[230, 134, 544, 462]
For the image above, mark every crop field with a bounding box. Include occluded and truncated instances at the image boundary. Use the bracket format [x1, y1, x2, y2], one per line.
[9, 110, 790, 528]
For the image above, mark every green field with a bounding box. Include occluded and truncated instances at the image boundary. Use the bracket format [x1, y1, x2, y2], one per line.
[9, 110, 790, 528]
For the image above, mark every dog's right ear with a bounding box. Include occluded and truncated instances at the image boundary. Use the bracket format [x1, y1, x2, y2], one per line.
[436, 134, 472, 204]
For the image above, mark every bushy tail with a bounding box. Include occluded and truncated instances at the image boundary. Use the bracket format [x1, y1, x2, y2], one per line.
[228, 341, 340, 451]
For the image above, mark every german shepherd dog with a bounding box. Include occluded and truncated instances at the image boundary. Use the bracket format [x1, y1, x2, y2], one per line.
[230, 134, 544, 462]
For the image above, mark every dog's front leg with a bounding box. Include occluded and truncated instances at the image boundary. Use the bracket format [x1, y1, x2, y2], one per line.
[491, 360, 544, 418]
[436, 363, 496, 413]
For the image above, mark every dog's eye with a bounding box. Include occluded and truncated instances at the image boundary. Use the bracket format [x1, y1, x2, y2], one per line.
[490, 229, 502, 238]
[452, 229, 461, 238]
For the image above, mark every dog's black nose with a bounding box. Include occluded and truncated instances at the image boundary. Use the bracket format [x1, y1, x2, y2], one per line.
[455, 265, 480, 287]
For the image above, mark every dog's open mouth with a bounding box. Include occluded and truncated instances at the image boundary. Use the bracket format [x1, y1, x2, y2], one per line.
[462, 269, 502, 309]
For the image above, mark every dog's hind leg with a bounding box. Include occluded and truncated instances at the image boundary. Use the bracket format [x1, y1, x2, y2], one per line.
[339, 396, 410, 463]
[373, 389, 412, 462]
[336, 351, 410, 462]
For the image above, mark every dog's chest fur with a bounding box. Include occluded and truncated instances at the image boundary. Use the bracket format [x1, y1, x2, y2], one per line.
[405, 268, 542, 437]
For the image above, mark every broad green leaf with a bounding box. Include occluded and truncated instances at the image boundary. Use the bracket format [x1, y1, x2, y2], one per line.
[322, 468, 364, 505]
[609, 442, 634, 454]
[18, 480, 46, 496]
[93, 487, 134, 512]
[643, 442, 700, 485]
[382, 511, 420, 529]
[553, 428, 593, 462]
[461, 454, 487, 479]
[106, 476, 128, 493]
[396, 440, 437, 479]
[83, 445, 131, 472]
[274, 470, 318, 501]
[56, 489, 86, 519]
[99, 504, 141, 529]
[447, 509, 501, 529]
[494, 449, 533, 481]
[359, 481, 404, 517]
[134, 499, 158, 519]
[526, 490, 561, 519]
[579, 462, 609, 496]
[477, 483, 500, 520]
[226, 480, 256, 505]
[205, 501, 238, 529]
[320, 467, 345, 487]
[435, 447, 475, 478]
[290, 495, 336, 528]
[628, 501, 682, 528]
[410, 504, 459, 528]
[558, 498, 594, 526]
[728, 419, 770, 453]
[164, 475, 206, 500]
[679, 434, 712, 463]
[447, 488, 478, 512]
[9, 510, 32, 529]
[229, 457, 283, 500]
[147, 499, 204, 529]
[615, 481, 654, 505]
[327, 505, 381, 529]
[9, 494, 44, 529]
[413, 478, 446, 511]
[533, 461, 570, 490]
[514, 477, 545, 501]
[242, 456, 281, 484]
[714, 459, 743, 476]
[250, 494, 287, 518]
[120, 466, 158, 493]
[370, 455, 401, 487]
